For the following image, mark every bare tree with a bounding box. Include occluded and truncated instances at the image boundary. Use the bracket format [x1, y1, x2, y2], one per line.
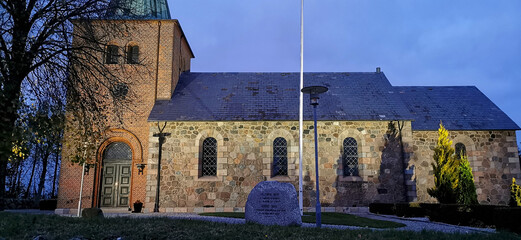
[0, 0, 142, 203]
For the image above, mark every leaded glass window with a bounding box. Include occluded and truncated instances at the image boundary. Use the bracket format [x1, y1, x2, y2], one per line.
[455, 143, 466, 160]
[105, 45, 119, 64]
[273, 137, 288, 176]
[126, 45, 139, 64]
[343, 137, 359, 176]
[201, 138, 217, 176]
[103, 142, 132, 160]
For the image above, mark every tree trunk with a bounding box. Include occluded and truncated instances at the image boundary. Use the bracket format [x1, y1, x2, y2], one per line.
[36, 147, 51, 202]
[25, 146, 39, 199]
[51, 149, 60, 198]
[0, 74, 24, 208]
[16, 161, 24, 197]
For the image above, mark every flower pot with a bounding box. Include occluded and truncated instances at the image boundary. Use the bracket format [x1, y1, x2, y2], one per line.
[133, 202, 143, 213]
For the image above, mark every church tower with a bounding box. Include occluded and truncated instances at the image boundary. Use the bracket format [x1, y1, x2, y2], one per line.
[56, 0, 193, 214]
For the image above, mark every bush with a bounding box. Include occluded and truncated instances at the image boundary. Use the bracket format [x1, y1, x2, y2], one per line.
[457, 156, 478, 205]
[427, 123, 459, 204]
[493, 207, 521, 233]
[509, 178, 521, 207]
[81, 208, 104, 219]
[395, 203, 426, 218]
[39, 199, 57, 210]
[426, 204, 470, 225]
[369, 203, 395, 215]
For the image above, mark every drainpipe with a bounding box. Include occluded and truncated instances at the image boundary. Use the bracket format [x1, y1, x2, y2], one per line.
[154, 21, 162, 101]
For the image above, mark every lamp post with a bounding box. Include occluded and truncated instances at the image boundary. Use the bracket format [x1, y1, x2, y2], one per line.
[153, 122, 170, 213]
[301, 85, 328, 228]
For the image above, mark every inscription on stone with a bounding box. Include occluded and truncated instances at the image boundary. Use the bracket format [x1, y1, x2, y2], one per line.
[245, 181, 302, 226]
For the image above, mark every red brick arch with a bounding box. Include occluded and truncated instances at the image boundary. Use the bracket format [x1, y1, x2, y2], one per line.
[92, 128, 143, 208]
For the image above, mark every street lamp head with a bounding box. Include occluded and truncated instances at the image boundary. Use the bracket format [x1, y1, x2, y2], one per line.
[301, 86, 328, 106]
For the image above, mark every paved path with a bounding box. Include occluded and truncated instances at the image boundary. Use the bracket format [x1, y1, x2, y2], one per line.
[4, 209, 496, 234]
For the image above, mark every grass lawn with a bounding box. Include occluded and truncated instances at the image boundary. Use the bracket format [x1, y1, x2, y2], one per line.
[199, 212, 406, 228]
[0, 212, 519, 240]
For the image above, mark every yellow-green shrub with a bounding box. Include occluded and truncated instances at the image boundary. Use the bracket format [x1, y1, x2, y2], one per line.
[509, 178, 521, 207]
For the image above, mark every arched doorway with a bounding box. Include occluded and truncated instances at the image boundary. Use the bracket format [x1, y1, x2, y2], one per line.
[100, 142, 132, 208]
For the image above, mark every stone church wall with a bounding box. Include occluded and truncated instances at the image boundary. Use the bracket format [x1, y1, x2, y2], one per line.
[411, 130, 520, 205]
[145, 120, 414, 213]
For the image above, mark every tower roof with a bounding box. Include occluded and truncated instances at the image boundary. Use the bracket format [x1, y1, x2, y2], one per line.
[105, 0, 171, 20]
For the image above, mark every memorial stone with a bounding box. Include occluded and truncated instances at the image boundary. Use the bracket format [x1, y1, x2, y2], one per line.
[245, 181, 302, 226]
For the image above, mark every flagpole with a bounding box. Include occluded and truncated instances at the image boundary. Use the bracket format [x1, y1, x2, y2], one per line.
[298, 0, 304, 216]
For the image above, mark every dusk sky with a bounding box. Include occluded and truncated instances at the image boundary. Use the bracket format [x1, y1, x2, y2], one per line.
[169, 0, 521, 140]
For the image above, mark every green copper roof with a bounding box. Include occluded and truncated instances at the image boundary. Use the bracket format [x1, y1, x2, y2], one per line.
[105, 0, 171, 20]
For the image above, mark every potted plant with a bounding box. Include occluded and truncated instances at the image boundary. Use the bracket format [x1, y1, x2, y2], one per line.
[133, 200, 143, 213]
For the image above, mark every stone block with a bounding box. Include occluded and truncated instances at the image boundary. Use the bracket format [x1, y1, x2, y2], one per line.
[245, 181, 302, 226]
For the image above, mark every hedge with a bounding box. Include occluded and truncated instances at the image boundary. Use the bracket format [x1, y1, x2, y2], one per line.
[369, 202, 521, 233]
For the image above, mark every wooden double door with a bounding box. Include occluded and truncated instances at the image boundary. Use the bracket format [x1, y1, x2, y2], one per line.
[100, 162, 132, 208]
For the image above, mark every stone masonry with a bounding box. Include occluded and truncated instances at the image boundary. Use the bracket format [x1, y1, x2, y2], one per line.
[412, 130, 520, 205]
[145, 121, 415, 213]
[144, 121, 520, 213]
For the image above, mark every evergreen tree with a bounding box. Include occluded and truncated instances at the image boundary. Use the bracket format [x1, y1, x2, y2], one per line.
[510, 178, 521, 207]
[427, 123, 460, 203]
[457, 155, 478, 205]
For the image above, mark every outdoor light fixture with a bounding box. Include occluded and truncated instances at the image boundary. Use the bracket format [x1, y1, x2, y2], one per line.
[301, 85, 328, 228]
[83, 163, 95, 175]
[153, 122, 170, 213]
[136, 163, 146, 175]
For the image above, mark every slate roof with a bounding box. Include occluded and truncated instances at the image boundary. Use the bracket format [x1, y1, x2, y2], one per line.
[148, 72, 413, 121]
[395, 86, 520, 130]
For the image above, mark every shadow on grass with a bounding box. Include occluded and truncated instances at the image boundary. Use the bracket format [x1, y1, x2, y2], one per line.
[199, 212, 405, 228]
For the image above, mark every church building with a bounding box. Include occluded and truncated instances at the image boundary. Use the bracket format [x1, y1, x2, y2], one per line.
[56, 0, 520, 214]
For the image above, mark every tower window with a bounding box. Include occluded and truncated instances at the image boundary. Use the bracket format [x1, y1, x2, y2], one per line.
[273, 137, 288, 177]
[126, 45, 139, 64]
[105, 45, 119, 64]
[343, 137, 359, 176]
[201, 137, 217, 177]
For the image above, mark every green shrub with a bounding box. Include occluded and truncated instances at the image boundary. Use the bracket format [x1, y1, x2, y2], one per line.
[394, 203, 426, 218]
[39, 199, 57, 210]
[509, 178, 521, 207]
[493, 207, 521, 233]
[457, 156, 478, 205]
[368, 203, 395, 215]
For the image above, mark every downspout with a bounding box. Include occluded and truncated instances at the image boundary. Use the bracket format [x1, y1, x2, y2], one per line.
[154, 21, 162, 101]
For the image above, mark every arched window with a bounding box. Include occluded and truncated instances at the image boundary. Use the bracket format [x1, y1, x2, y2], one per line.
[105, 45, 119, 64]
[126, 45, 139, 64]
[455, 142, 467, 160]
[343, 137, 359, 176]
[273, 137, 288, 176]
[201, 137, 217, 176]
[103, 142, 132, 160]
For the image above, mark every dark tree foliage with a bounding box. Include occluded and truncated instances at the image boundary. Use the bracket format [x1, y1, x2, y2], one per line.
[0, 0, 141, 202]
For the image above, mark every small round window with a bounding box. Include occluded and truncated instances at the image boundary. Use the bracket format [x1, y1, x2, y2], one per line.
[112, 83, 129, 99]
